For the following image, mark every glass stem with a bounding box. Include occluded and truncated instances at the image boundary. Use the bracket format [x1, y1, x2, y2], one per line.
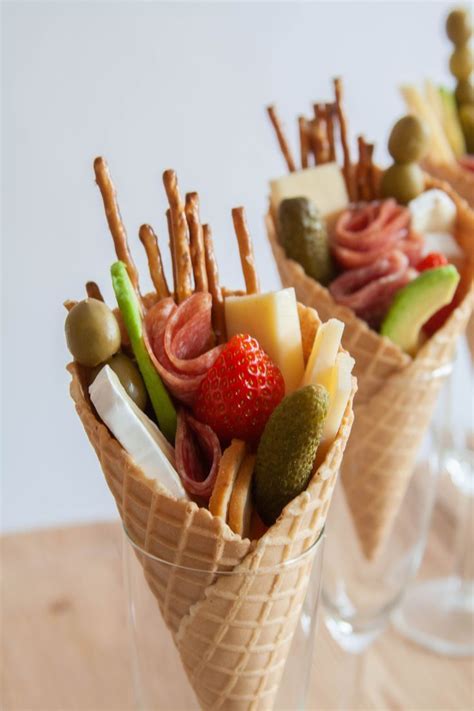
[337, 647, 367, 711]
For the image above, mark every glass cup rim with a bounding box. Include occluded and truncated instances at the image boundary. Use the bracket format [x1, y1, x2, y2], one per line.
[123, 524, 325, 575]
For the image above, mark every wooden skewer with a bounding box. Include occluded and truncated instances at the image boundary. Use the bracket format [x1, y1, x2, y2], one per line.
[231, 207, 259, 295]
[165, 208, 178, 300]
[139, 224, 170, 299]
[93, 157, 140, 290]
[366, 142, 376, 200]
[266, 105, 297, 173]
[202, 224, 226, 343]
[325, 102, 337, 162]
[333, 78, 355, 201]
[162, 170, 193, 303]
[185, 192, 208, 293]
[298, 116, 310, 169]
[85, 281, 104, 301]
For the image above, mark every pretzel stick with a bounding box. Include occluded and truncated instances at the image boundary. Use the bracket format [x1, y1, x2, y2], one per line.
[93, 157, 140, 290]
[266, 105, 296, 173]
[162, 170, 193, 303]
[325, 103, 337, 161]
[315, 104, 330, 163]
[298, 116, 310, 169]
[366, 143, 376, 200]
[86, 281, 104, 301]
[231, 207, 259, 295]
[185, 192, 208, 293]
[333, 78, 355, 201]
[309, 118, 325, 164]
[139, 224, 170, 299]
[166, 208, 177, 300]
[356, 135, 368, 202]
[203, 224, 226, 343]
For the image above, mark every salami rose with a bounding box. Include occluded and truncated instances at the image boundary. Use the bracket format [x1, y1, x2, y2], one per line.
[175, 409, 221, 499]
[144, 292, 224, 406]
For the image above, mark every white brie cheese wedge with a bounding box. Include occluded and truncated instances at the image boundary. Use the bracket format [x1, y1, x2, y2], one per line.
[409, 189, 456, 235]
[89, 366, 187, 500]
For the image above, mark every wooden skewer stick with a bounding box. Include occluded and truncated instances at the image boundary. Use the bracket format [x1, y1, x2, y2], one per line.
[166, 208, 178, 300]
[139, 224, 170, 299]
[163, 170, 193, 303]
[93, 157, 140, 290]
[231, 207, 259, 295]
[298, 116, 310, 169]
[333, 78, 355, 201]
[85, 281, 104, 301]
[185, 192, 208, 293]
[202, 224, 226, 343]
[366, 142, 376, 200]
[266, 105, 297, 173]
[325, 103, 337, 162]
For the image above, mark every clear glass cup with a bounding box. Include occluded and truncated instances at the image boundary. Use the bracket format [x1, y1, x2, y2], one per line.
[320, 425, 440, 708]
[122, 526, 325, 710]
[395, 337, 474, 656]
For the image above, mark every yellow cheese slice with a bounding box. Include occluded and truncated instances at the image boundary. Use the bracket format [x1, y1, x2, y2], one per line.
[225, 288, 305, 394]
[302, 318, 344, 397]
[270, 163, 349, 217]
[322, 352, 355, 444]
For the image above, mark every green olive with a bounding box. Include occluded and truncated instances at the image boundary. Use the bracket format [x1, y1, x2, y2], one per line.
[106, 353, 147, 410]
[455, 78, 474, 106]
[446, 8, 472, 46]
[449, 45, 473, 81]
[388, 115, 430, 164]
[65, 298, 121, 367]
[380, 163, 425, 205]
[459, 104, 474, 153]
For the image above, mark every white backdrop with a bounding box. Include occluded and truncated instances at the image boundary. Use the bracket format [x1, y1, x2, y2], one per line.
[2, 1, 455, 532]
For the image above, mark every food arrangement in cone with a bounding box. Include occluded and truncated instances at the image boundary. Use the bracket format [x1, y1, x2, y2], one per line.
[401, 6, 473, 207]
[65, 157, 356, 709]
[266, 77, 474, 560]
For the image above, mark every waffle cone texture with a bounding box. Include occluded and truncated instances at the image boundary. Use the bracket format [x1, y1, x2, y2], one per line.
[68, 301, 356, 710]
[422, 160, 474, 210]
[267, 172, 474, 560]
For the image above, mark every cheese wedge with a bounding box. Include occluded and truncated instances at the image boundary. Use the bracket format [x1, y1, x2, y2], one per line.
[302, 318, 344, 398]
[322, 352, 355, 444]
[225, 288, 305, 394]
[270, 163, 349, 217]
[89, 366, 187, 500]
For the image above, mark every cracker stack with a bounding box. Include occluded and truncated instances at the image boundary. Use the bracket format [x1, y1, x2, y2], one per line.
[267, 172, 473, 560]
[67, 159, 356, 709]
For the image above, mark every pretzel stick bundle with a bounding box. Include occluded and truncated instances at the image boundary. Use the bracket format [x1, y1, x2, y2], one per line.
[298, 116, 310, 169]
[93, 157, 140, 291]
[139, 224, 170, 299]
[333, 78, 355, 201]
[267, 105, 297, 173]
[202, 224, 226, 342]
[86, 281, 105, 302]
[163, 170, 193, 303]
[185, 192, 209, 293]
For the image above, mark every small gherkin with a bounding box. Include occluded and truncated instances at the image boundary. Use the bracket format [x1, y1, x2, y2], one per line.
[253, 384, 329, 525]
[278, 197, 335, 286]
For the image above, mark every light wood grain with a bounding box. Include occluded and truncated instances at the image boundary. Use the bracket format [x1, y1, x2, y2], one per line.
[1, 495, 472, 711]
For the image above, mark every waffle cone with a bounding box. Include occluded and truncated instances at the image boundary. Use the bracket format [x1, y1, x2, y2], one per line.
[422, 160, 474, 210]
[68, 302, 356, 709]
[267, 172, 474, 560]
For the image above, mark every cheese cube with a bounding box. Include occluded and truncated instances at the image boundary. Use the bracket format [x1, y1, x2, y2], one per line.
[270, 163, 349, 217]
[225, 288, 305, 394]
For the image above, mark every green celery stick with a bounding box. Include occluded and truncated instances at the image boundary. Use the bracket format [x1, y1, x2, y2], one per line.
[111, 261, 177, 442]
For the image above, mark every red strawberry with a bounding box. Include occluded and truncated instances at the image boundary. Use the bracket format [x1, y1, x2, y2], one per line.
[194, 334, 285, 443]
[417, 252, 448, 272]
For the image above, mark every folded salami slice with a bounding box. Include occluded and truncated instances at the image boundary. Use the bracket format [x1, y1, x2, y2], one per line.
[329, 251, 414, 325]
[144, 293, 224, 405]
[332, 199, 423, 269]
[175, 409, 221, 499]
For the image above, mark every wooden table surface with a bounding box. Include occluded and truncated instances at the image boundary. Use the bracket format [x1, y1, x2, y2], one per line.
[2, 495, 473, 711]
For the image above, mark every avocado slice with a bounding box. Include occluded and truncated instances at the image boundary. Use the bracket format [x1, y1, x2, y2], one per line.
[380, 265, 460, 355]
